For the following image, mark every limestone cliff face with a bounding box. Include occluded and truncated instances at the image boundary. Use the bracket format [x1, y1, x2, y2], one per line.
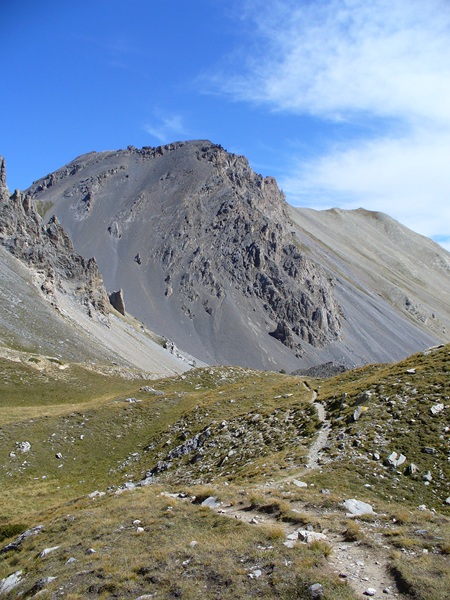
[152, 143, 341, 350]
[0, 156, 109, 319]
[26, 141, 342, 368]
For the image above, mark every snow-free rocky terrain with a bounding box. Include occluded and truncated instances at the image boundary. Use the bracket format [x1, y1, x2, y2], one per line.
[28, 140, 450, 371]
[0, 156, 191, 377]
[0, 145, 449, 599]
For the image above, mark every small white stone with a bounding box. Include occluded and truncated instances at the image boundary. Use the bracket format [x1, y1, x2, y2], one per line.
[292, 479, 308, 488]
[17, 441, 31, 453]
[39, 546, 60, 557]
[364, 588, 377, 596]
[248, 569, 262, 579]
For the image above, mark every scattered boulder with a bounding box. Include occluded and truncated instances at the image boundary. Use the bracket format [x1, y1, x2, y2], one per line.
[309, 583, 324, 598]
[88, 490, 105, 499]
[356, 391, 372, 404]
[405, 463, 418, 475]
[385, 452, 406, 468]
[385, 452, 398, 467]
[27, 577, 57, 596]
[364, 589, 377, 597]
[353, 406, 363, 421]
[140, 386, 164, 395]
[396, 454, 406, 467]
[39, 546, 60, 558]
[344, 499, 374, 516]
[248, 568, 262, 579]
[423, 471, 433, 482]
[423, 447, 436, 455]
[292, 479, 308, 488]
[108, 289, 126, 315]
[297, 530, 328, 544]
[0, 570, 23, 595]
[16, 441, 31, 453]
[201, 496, 220, 509]
[430, 403, 444, 415]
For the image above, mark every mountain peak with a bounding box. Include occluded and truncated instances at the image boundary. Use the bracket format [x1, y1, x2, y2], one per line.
[28, 141, 341, 369]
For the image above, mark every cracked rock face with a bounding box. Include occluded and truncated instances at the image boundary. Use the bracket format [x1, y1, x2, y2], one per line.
[28, 141, 342, 370]
[0, 156, 110, 319]
[148, 143, 341, 350]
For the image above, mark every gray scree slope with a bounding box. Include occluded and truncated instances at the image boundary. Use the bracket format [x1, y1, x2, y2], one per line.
[0, 155, 188, 375]
[27, 140, 450, 370]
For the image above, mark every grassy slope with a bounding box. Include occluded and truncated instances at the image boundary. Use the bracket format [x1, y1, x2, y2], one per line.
[0, 347, 449, 598]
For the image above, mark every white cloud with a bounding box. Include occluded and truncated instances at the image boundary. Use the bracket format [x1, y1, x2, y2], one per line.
[144, 113, 187, 144]
[221, 0, 450, 245]
[230, 0, 450, 122]
[280, 127, 450, 241]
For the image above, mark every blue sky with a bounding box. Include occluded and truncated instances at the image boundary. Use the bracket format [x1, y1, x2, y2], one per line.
[1, 0, 450, 250]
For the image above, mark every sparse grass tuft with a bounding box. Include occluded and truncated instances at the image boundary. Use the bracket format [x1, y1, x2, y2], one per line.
[343, 520, 364, 542]
[0, 522, 28, 543]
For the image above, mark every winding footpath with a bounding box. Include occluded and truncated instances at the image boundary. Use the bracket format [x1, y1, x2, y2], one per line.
[213, 382, 406, 599]
[306, 389, 331, 469]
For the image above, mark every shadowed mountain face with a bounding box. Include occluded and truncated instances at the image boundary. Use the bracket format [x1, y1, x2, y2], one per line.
[27, 140, 450, 370]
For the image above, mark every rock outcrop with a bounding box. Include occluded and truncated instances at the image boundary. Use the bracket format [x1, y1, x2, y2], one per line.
[27, 141, 342, 370]
[0, 156, 109, 319]
[150, 143, 341, 348]
[109, 289, 126, 315]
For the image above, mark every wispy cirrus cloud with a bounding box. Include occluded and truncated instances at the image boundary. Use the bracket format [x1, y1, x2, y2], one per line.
[218, 0, 450, 245]
[144, 113, 187, 144]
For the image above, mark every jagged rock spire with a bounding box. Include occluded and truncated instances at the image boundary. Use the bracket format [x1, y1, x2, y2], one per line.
[0, 158, 110, 320]
[0, 156, 8, 201]
[0, 156, 6, 187]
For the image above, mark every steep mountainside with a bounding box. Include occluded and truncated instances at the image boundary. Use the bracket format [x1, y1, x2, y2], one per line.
[289, 206, 450, 365]
[0, 156, 189, 376]
[27, 141, 449, 370]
